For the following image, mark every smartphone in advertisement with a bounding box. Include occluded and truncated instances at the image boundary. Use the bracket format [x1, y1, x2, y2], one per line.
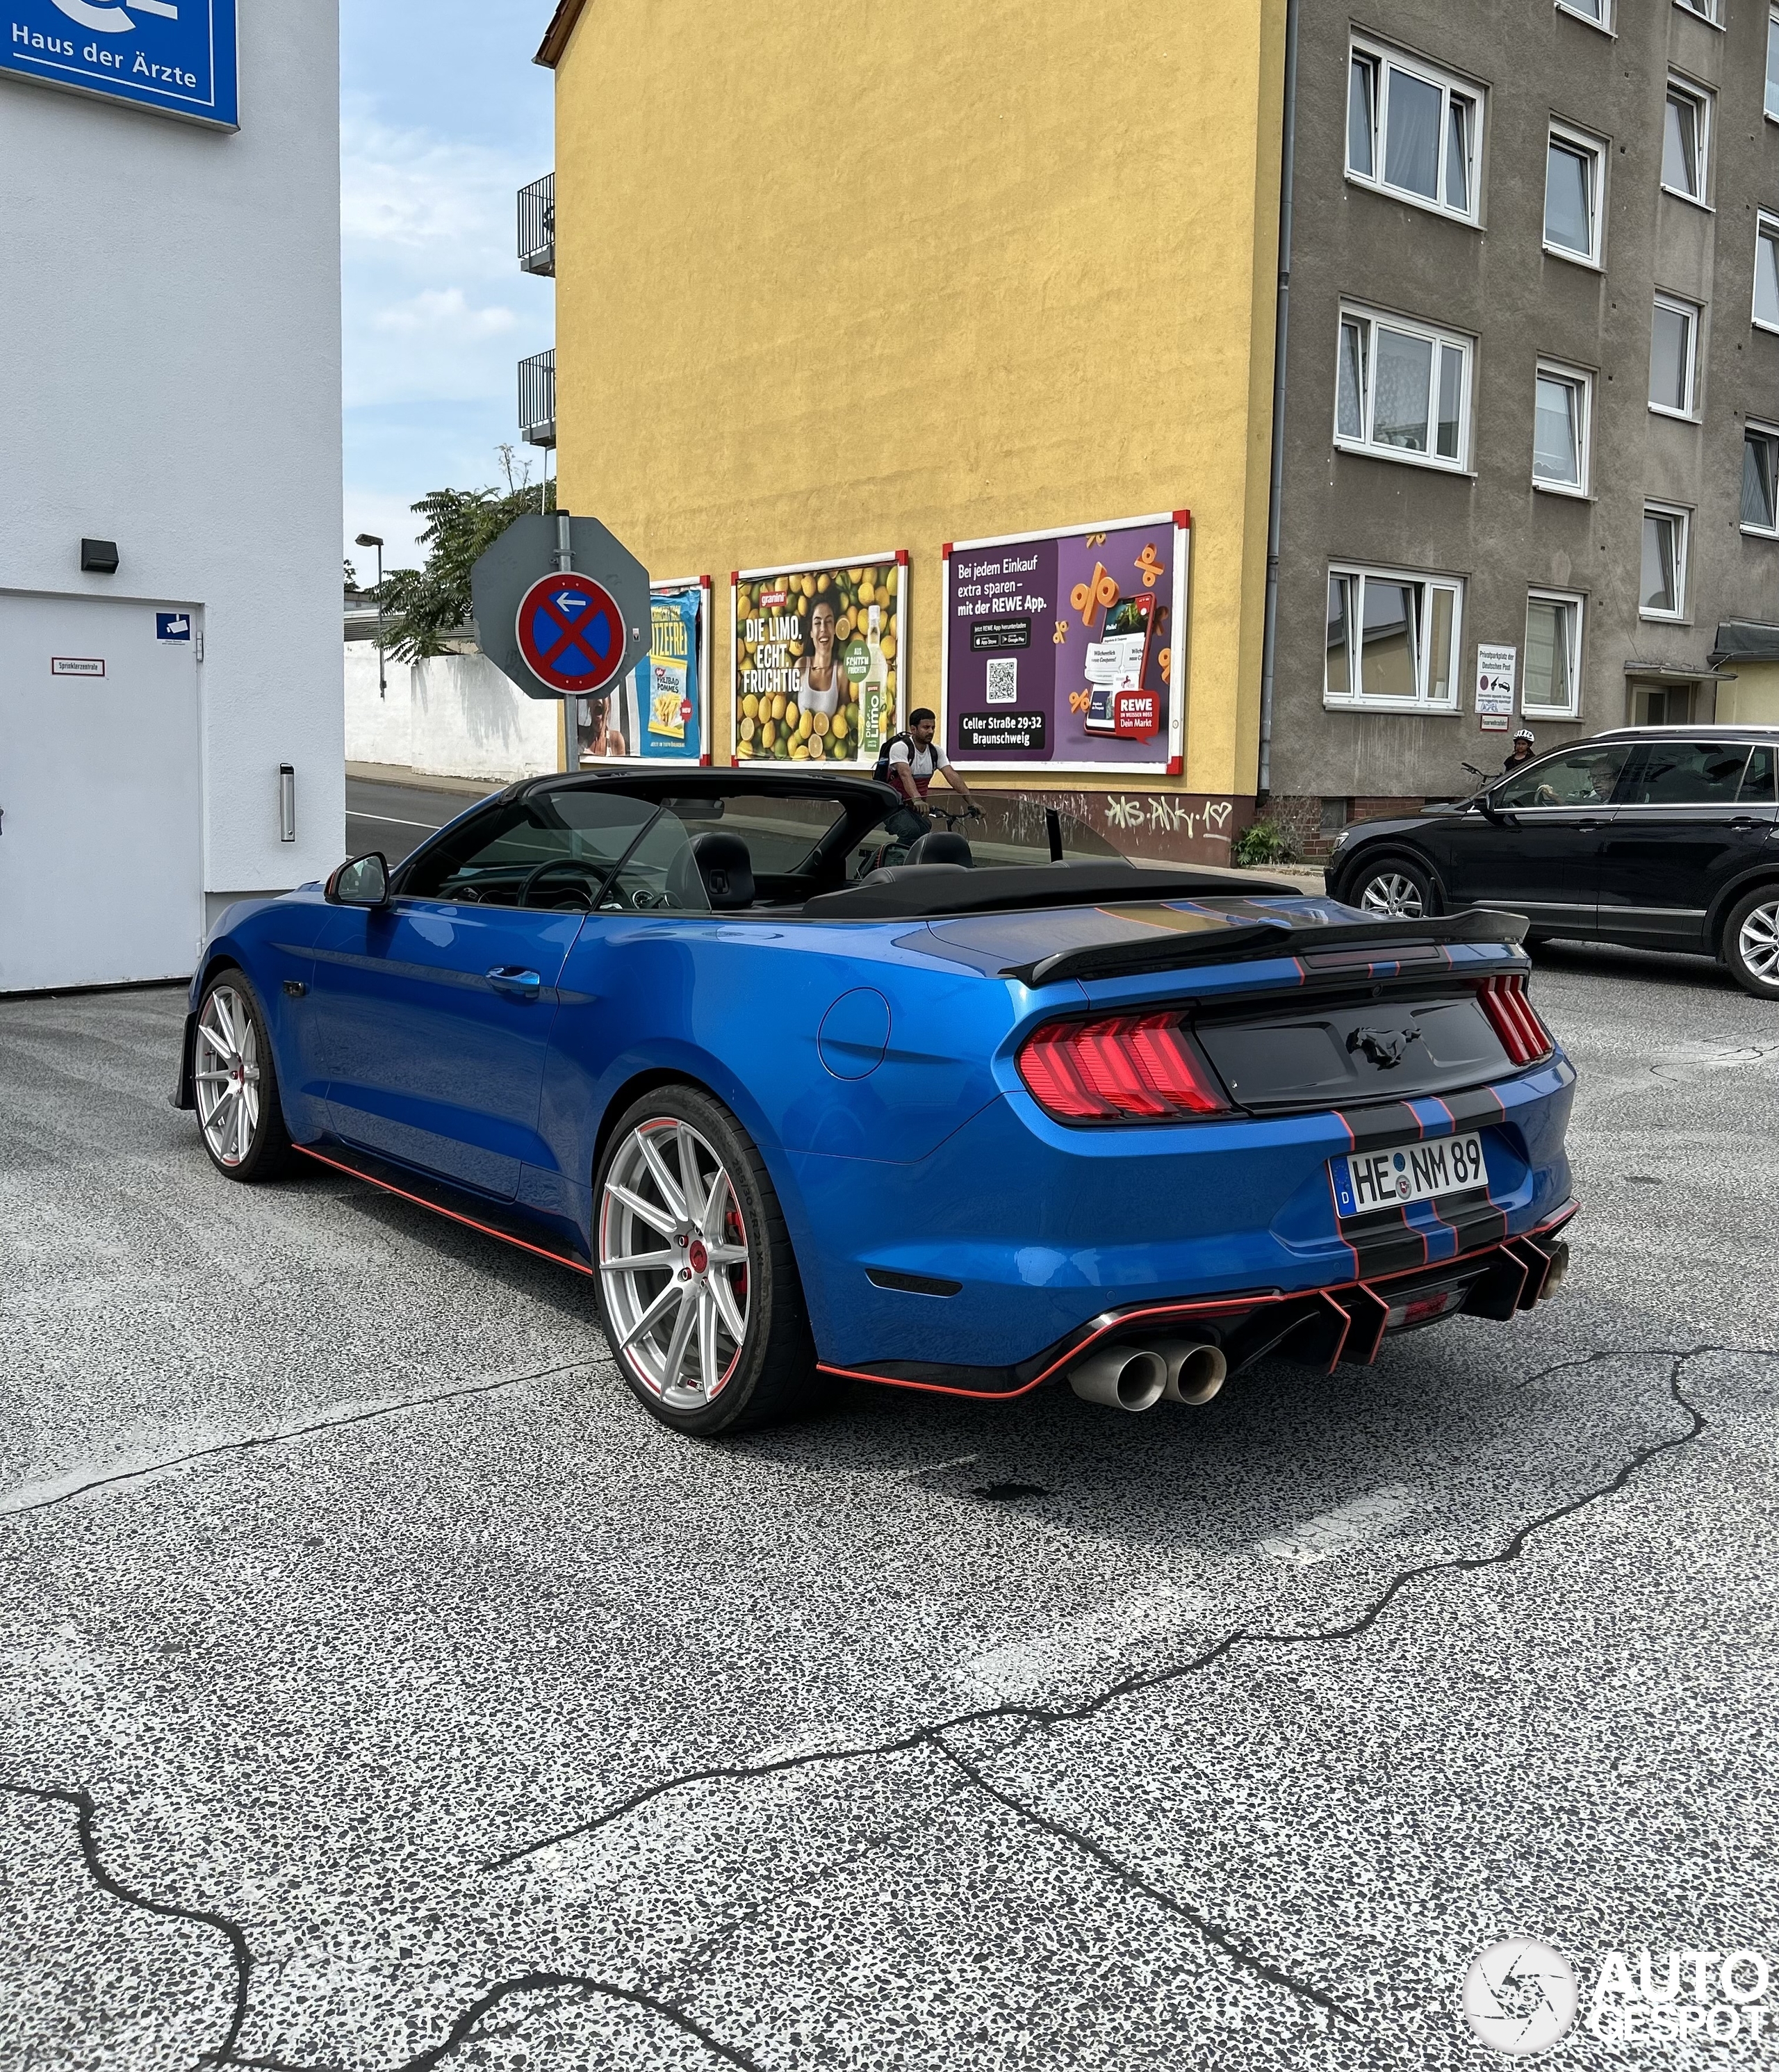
[1082, 592, 1154, 734]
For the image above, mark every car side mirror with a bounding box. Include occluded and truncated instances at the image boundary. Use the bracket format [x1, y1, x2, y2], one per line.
[325, 851, 391, 906]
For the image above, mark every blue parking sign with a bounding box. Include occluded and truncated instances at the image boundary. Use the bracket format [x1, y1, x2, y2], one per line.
[3, 0, 238, 130]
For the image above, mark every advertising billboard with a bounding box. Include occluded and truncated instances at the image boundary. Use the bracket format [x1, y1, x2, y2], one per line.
[2, 0, 239, 129]
[571, 577, 710, 765]
[942, 514, 1188, 773]
[732, 555, 908, 768]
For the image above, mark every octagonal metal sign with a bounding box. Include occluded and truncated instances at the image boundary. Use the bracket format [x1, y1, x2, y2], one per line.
[471, 514, 650, 703]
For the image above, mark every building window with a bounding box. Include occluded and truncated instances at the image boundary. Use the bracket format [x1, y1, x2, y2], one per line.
[1641, 505, 1690, 619]
[1523, 592, 1584, 717]
[1534, 364, 1592, 493]
[1743, 426, 1779, 535]
[1768, 13, 1779, 122]
[1346, 40, 1482, 223]
[1755, 216, 1779, 331]
[1662, 79, 1711, 204]
[1325, 566, 1464, 710]
[1557, 0, 1612, 28]
[1649, 295, 1700, 417]
[1335, 307, 1472, 468]
[1544, 126, 1605, 264]
[1673, 0, 1721, 22]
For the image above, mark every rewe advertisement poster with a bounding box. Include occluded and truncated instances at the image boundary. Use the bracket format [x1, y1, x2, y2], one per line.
[942, 514, 1188, 772]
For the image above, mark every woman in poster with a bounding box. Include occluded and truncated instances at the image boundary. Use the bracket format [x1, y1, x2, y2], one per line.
[576, 692, 629, 762]
[792, 596, 846, 717]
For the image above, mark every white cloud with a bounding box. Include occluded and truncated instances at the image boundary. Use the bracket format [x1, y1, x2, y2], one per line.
[374, 288, 518, 341]
[341, 106, 552, 410]
[341, 110, 530, 264]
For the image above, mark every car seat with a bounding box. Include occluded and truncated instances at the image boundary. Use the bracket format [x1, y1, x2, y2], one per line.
[689, 831, 755, 908]
[903, 830, 974, 868]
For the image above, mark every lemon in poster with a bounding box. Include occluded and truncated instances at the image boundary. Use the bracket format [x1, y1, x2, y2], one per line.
[733, 560, 900, 765]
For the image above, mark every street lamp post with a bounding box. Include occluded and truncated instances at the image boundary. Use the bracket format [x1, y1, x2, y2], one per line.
[354, 532, 386, 699]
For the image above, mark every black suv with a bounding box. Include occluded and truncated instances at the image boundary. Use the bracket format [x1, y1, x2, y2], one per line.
[1325, 726, 1779, 999]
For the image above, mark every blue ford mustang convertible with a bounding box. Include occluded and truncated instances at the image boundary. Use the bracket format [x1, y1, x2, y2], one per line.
[175, 774, 1577, 1435]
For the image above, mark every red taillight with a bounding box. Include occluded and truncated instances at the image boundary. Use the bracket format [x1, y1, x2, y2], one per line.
[1479, 973, 1554, 1066]
[1017, 1012, 1229, 1123]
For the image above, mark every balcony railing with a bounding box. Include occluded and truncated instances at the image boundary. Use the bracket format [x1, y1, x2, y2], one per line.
[518, 347, 556, 448]
[518, 172, 554, 277]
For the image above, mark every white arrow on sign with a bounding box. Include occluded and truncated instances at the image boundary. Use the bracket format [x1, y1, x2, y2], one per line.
[50, 0, 177, 29]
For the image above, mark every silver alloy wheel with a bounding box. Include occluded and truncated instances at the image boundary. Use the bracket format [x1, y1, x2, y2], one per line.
[1737, 898, 1779, 984]
[1359, 871, 1425, 920]
[194, 984, 262, 1168]
[599, 1118, 751, 1410]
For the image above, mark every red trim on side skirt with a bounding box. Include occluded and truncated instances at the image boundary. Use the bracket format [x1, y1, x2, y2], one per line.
[293, 1145, 594, 1278]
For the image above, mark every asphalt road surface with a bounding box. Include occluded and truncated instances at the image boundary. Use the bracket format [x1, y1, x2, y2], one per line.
[2, 944, 1776, 2069]
[345, 776, 493, 867]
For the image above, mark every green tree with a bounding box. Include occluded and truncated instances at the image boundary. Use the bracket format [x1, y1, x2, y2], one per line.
[373, 459, 555, 660]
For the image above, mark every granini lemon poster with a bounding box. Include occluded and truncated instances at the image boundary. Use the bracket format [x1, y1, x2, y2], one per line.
[732, 555, 908, 767]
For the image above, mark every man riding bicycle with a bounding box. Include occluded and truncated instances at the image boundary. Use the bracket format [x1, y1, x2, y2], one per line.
[881, 708, 980, 845]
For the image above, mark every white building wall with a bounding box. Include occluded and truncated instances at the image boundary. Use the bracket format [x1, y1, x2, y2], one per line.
[0, 4, 343, 922]
[345, 646, 561, 785]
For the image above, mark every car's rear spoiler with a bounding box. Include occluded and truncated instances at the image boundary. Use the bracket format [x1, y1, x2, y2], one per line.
[1002, 907, 1529, 988]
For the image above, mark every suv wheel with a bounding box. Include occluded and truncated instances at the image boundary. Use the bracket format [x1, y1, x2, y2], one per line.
[1723, 887, 1779, 1000]
[1351, 858, 1438, 921]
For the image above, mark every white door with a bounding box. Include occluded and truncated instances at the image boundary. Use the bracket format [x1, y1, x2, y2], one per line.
[0, 592, 204, 991]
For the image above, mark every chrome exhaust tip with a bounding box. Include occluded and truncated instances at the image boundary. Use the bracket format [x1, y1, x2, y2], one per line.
[1152, 1339, 1229, 1406]
[1541, 1239, 1571, 1297]
[1068, 1345, 1167, 1413]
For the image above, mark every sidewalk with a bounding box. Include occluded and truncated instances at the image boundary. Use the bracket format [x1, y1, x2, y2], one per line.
[345, 760, 505, 797]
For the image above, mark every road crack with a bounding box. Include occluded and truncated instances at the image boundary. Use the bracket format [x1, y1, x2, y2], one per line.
[224, 1973, 764, 2072]
[0, 1360, 594, 1521]
[0, 1780, 253, 2065]
[933, 1737, 1349, 2018]
[480, 1343, 1748, 2010]
[6, 1344, 1764, 2065]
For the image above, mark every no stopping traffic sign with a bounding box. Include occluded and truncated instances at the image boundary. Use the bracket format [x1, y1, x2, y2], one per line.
[516, 573, 628, 695]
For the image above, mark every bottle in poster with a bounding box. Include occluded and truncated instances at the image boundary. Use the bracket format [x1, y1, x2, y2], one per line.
[861, 603, 890, 756]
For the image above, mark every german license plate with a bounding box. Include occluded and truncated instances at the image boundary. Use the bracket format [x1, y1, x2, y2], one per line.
[1330, 1132, 1486, 1218]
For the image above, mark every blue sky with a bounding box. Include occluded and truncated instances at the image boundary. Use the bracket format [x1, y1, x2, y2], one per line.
[341, 1, 559, 577]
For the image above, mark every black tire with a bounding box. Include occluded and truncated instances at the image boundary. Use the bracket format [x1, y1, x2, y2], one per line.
[192, 968, 293, 1182]
[592, 1084, 820, 1435]
[1721, 886, 1779, 1000]
[1344, 854, 1441, 922]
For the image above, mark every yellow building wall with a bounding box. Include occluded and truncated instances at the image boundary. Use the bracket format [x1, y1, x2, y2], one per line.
[1717, 662, 1779, 726]
[552, 0, 1286, 799]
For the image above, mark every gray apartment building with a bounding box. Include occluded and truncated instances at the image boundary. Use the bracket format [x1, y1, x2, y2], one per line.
[1265, 0, 1779, 855]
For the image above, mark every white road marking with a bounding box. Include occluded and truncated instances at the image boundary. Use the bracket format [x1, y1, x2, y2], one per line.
[1254, 1483, 1420, 1565]
[965, 1584, 1210, 1701]
[346, 811, 450, 831]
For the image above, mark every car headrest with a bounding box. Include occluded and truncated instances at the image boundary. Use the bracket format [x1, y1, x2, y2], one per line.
[691, 831, 755, 908]
[903, 830, 974, 868]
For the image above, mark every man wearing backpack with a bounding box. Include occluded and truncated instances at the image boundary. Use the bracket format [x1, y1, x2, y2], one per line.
[875, 708, 981, 845]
